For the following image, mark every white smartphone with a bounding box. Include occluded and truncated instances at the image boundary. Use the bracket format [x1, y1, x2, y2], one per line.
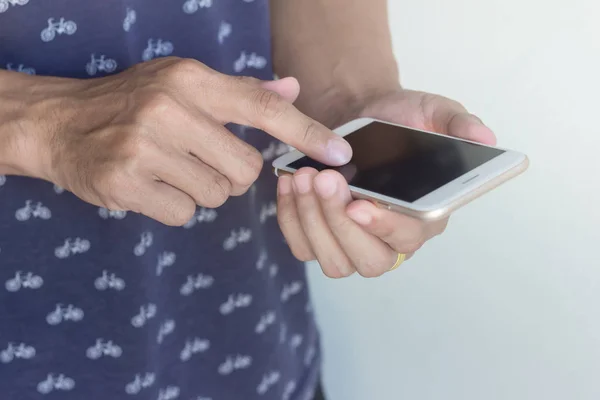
[272, 118, 529, 221]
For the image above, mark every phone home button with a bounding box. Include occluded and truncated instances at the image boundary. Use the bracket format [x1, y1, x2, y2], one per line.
[462, 174, 480, 184]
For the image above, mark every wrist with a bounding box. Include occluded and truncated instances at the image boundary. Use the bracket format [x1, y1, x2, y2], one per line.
[0, 72, 66, 181]
[0, 78, 32, 176]
[294, 59, 402, 129]
[297, 79, 402, 129]
[0, 124, 25, 176]
[0, 113, 49, 180]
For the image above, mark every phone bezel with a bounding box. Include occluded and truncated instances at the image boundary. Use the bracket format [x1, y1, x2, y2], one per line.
[272, 118, 529, 221]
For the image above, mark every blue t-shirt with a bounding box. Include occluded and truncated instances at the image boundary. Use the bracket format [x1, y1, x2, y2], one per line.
[0, 2, 320, 399]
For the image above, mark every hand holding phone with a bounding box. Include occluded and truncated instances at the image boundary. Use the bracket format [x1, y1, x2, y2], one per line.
[272, 117, 528, 279]
[274, 118, 528, 221]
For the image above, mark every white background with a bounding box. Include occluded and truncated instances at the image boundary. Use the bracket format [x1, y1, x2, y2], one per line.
[308, 1, 600, 399]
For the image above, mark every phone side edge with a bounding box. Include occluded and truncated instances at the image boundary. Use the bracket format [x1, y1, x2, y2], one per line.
[333, 117, 374, 137]
[407, 153, 529, 220]
[351, 152, 529, 221]
[271, 148, 304, 172]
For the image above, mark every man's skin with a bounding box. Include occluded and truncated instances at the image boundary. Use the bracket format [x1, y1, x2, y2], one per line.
[0, 0, 496, 279]
[272, 0, 497, 278]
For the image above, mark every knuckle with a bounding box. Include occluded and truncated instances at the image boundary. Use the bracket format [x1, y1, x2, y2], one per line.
[163, 58, 203, 82]
[129, 134, 158, 156]
[438, 96, 464, 111]
[236, 148, 263, 185]
[382, 217, 423, 243]
[418, 92, 444, 111]
[229, 183, 252, 197]
[118, 132, 159, 165]
[321, 262, 347, 279]
[230, 75, 259, 87]
[136, 92, 176, 121]
[301, 121, 320, 146]
[251, 89, 287, 122]
[202, 174, 231, 208]
[400, 239, 425, 254]
[359, 257, 388, 278]
[164, 202, 196, 226]
[290, 247, 315, 263]
[95, 169, 130, 209]
[247, 147, 264, 175]
[357, 269, 380, 278]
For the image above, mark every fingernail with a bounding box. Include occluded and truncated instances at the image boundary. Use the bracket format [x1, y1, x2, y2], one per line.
[314, 173, 337, 199]
[326, 137, 352, 166]
[349, 210, 372, 225]
[278, 175, 292, 195]
[293, 174, 312, 194]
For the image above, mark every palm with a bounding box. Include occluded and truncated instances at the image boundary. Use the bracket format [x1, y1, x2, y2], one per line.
[275, 87, 497, 275]
[359, 89, 497, 146]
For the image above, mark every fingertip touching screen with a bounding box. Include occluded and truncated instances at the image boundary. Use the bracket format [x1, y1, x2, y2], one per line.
[287, 121, 505, 203]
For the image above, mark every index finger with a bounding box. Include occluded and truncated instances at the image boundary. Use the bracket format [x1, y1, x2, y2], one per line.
[222, 78, 353, 166]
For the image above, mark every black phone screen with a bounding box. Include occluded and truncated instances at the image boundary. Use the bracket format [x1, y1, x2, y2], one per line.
[287, 121, 505, 203]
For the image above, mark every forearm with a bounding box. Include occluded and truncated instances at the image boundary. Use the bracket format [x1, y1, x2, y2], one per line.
[0, 70, 65, 178]
[270, 0, 400, 125]
[0, 70, 30, 176]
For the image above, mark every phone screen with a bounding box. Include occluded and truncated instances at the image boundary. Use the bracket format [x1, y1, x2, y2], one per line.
[287, 121, 505, 203]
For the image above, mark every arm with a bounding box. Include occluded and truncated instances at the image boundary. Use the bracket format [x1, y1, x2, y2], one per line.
[271, 2, 499, 278]
[0, 60, 351, 225]
[270, 0, 400, 127]
[0, 70, 37, 176]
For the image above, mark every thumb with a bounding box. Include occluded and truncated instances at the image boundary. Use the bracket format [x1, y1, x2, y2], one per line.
[447, 113, 497, 146]
[260, 77, 300, 103]
[419, 93, 497, 146]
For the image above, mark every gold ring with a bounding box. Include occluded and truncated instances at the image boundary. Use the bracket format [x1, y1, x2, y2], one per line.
[389, 253, 406, 271]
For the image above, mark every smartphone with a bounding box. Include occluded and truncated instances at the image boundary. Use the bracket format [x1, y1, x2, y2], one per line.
[272, 118, 529, 221]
